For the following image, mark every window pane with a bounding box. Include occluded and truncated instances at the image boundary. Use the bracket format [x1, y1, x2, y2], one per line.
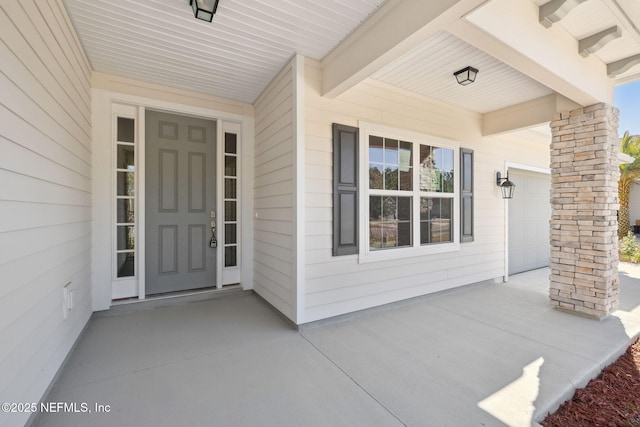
[369, 164, 384, 189]
[117, 199, 135, 223]
[442, 172, 454, 193]
[369, 196, 382, 219]
[117, 253, 135, 278]
[383, 140, 400, 191]
[369, 136, 384, 190]
[382, 195, 397, 220]
[370, 136, 413, 191]
[225, 133, 237, 154]
[384, 165, 399, 191]
[399, 141, 412, 191]
[369, 196, 383, 249]
[370, 196, 412, 250]
[439, 148, 454, 171]
[225, 224, 237, 244]
[398, 197, 411, 221]
[117, 145, 135, 170]
[369, 136, 384, 163]
[225, 246, 237, 267]
[398, 222, 411, 247]
[420, 145, 438, 191]
[420, 222, 431, 245]
[225, 155, 237, 176]
[383, 139, 399, 165]
[420, 145, 454, 193]
[117, 225, 135, 250]
[420, 197, 432, 221]
[117, 117, 135, 143]
[225, 178, 236, 198]
[117, 172, 135, 196]
[420, 197, 452, 244]
[438, 148, 455, 193]
[225, 201, 236, 222]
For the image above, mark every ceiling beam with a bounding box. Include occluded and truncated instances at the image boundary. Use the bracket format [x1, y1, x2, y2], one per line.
[320, 0, 488, 99]
[482, 94, 581, 136]
[451, 0, 614, 106]
[539, 0, 588, 28]
[579, 26, 622, 57]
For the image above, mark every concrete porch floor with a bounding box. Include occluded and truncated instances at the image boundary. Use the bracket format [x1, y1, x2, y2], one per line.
[31, 265, 640, 427]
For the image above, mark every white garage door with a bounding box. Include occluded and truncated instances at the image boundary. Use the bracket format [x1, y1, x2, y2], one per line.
[508, 169, 551, 275]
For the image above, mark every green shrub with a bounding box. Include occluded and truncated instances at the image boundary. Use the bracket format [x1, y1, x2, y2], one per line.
[620, 231, 640, 263]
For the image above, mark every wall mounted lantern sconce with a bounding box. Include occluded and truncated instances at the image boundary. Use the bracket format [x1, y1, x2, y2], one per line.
[190, 0, 220, 22]
[453, 66, 479, 86]
[496, 171, 516, 199]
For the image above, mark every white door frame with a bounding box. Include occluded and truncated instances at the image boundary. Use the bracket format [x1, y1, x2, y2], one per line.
[92, 89, 254, 311]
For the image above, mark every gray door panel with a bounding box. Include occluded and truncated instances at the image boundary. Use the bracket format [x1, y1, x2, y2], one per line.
[146, 111, 216, 295]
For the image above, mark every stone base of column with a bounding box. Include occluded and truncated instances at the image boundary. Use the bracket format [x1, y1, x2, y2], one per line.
[549, 103, 620, 320]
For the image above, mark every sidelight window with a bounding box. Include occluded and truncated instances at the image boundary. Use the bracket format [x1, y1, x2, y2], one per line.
[115, 116, 136, 278]
[223, 132, 239, 268]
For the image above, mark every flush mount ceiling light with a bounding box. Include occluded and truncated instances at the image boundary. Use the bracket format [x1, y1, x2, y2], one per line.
[453, 66, 479, 86]
[496, 171, 516, 199]
[190, 0, 220, 22]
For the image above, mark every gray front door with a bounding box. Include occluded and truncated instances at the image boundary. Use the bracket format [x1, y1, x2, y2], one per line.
[145, 110, 217, 295]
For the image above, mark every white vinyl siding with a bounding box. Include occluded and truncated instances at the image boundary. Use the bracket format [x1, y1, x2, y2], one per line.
[0, 1, 92, 426]
[253, 61, 296, 321]
[303, 58, 550, 322]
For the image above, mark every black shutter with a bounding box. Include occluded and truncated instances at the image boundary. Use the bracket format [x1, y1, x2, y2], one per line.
[333, 123, 359, 256]
[460, 148, 474, 243]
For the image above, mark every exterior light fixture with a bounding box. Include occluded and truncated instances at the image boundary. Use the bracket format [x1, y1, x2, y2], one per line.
[190, 0, 219, 22]
[453, 66, 479, 86]
[496, 171, 516, 199]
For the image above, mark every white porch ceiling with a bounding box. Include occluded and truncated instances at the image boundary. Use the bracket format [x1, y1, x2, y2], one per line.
[62, 0, 387, 103]
[62, 0, 640, 113]
[370, 32, 554, 114]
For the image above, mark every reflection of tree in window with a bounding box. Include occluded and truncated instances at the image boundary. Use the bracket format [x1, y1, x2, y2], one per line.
[420, 197, 452, 244]
[369, 167, 383, 189]
[420, 145, 454, 193]
[420, 145, 438, 191]
[369, 137, 412, 191]
[442, 171, 454, 193]
[384, 168, 398, 190]
[127, 173, 135, 197]
[369, 195, 411, 249]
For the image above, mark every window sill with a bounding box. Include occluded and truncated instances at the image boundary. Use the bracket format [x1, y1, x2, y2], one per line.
[358, 242, 460, 264]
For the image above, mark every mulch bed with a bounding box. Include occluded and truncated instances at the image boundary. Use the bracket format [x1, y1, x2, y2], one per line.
[541, 338, 640, 427]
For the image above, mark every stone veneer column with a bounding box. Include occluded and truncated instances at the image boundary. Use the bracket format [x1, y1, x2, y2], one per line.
[549, 103, 620, 319]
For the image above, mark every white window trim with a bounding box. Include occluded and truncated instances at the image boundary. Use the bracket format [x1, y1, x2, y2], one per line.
[358, 122, 460, 264]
